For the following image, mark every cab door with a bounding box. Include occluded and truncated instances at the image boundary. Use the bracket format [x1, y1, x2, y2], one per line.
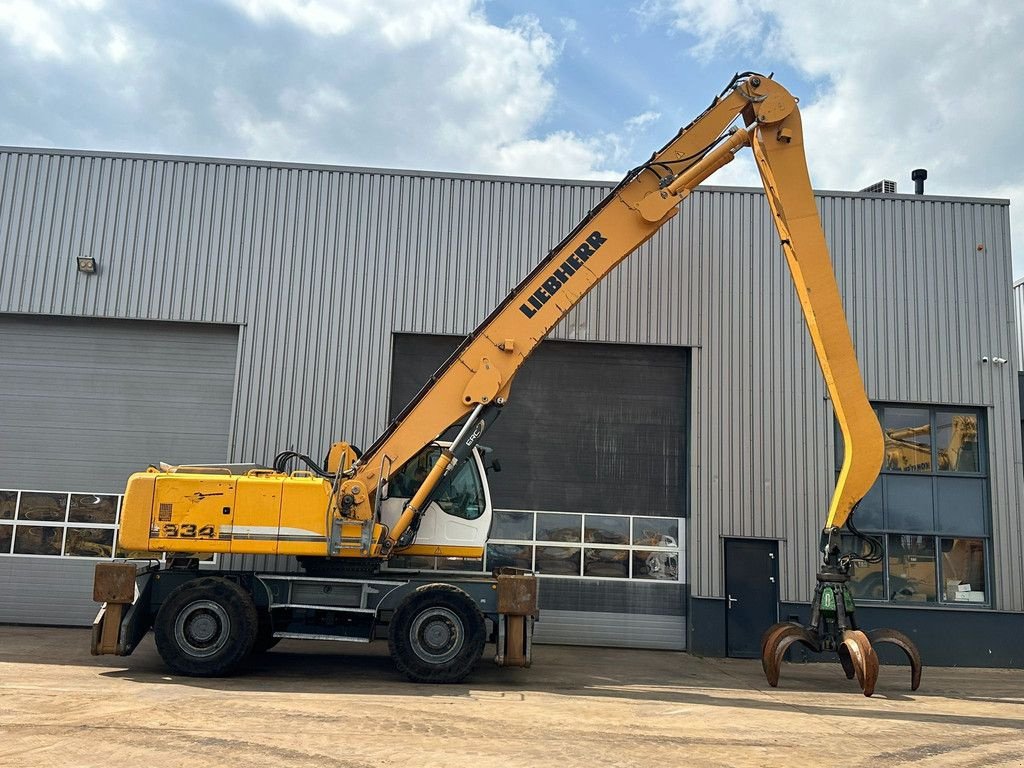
[380, 443, 492, 557]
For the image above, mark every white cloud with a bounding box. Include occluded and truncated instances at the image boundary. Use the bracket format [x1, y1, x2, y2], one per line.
[625, 111, 660, 130]
[0, 0, 628, 181]
[648, 0, 1024, 275]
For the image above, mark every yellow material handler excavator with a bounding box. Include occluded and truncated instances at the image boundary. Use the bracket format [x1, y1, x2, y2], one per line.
[92, 72, 920, 694]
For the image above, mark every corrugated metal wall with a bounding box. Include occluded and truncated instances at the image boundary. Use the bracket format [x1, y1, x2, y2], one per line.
[2, 147, 1020, 610]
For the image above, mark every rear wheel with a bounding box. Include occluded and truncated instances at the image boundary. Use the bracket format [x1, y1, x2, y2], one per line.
[154, 577, 257, 677]
[388, 584, 486, 683]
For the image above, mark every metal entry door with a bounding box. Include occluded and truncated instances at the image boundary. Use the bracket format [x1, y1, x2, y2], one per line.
[724, 538, 779, 658]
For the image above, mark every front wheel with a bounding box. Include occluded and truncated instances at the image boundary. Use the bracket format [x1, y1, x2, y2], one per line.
[154, 577, 258, 677]
[388, 584, 486, 683]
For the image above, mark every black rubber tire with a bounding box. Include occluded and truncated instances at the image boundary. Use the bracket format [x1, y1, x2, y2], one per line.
[154, 577, 258, 677]
[388, 584, 486, 684]
[252, 611, 281, 654]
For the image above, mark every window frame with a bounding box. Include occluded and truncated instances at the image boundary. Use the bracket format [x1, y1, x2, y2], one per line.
[386, 508, 685, 583]
[835, 402, 993, 608]
[0, 488, 215, 565]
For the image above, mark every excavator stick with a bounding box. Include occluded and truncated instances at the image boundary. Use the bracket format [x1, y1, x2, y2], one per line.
[761, 537, 922, 697]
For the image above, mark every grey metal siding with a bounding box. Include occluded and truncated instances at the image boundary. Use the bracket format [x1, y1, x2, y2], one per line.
[0, 315, 238, 491]
[0, 316, 237, 625]
[1, 147, 1019, 613]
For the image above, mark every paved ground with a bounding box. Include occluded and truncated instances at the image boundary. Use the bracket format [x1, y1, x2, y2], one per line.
[1, 626, 1023, 767]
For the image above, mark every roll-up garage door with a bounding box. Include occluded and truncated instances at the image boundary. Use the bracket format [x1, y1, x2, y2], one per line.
[0, 315, 238, 625]
[389, 334, 689, 650]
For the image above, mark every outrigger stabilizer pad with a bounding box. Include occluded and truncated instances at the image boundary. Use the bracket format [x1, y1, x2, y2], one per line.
[761, 550, 922, 697]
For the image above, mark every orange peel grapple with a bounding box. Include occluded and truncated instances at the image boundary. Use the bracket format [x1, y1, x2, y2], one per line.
[761, 530, 922, 697]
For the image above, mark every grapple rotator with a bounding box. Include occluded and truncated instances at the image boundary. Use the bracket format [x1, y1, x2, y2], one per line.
[761, 528, 922, 697]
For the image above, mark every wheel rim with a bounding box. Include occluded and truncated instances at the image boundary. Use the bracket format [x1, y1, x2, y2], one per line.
[174, 599, 231, 658]
[409, 606, 463, 665]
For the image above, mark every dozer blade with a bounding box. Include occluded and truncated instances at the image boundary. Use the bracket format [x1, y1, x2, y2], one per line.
[840, 629, 879, 697]
[867, 627, 922, 691]
[761, 622, 819, 688]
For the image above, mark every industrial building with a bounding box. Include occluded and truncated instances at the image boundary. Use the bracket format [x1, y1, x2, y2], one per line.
[1, 146, 1021, 666]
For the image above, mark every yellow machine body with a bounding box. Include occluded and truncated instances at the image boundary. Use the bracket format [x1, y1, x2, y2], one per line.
[119, 469, 389, 558]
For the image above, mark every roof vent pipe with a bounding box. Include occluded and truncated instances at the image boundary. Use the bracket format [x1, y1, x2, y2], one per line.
[912, 168, 927, 195]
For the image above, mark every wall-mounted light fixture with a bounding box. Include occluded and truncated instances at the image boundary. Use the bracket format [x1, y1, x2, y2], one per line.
[76, 256, 97, 274]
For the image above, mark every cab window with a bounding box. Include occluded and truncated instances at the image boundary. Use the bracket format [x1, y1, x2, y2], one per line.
[390, 445, 486, 520]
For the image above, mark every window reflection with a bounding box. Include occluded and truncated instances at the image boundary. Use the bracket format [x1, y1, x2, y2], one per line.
[535, 513, 581, 543]
[840, 534, 886, 600]
[887, 534, 937, 602]
[486, 543, 532, 570]
[69, 494, 119, 524]
[0, 491, 15, 520]
[490, 510, 533, 540]
[583, 548, 628, 578]
[64, 528, 114, 557]
[584, 515, 629, 545]
[935, 412, 979, 473]
[940, 537, 987, 603]
[632, 549, 678, 580]
[14, 525, 62, 555]
[18, 492, 67, 522]
[0, 525, 12, 553]
[535, 546, 580, 575]
[882, 408, 932, 472]
[632, 517, 679, 547]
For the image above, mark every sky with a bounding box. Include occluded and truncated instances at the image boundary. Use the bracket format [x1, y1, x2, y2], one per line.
[1, 0, 1021, 276]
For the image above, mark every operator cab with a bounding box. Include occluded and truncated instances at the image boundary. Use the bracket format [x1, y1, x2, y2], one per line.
[379, 442, 493, 553]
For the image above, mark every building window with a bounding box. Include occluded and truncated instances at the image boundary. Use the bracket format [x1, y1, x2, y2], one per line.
[837, 404, 990, 606]
[0, 489, 211, 563]
[387, 509, 684, 582]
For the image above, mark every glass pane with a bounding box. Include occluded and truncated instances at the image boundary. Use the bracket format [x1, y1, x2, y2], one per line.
[435, 459, 486, 521]
[882, 407, 932, 472]
[68, 494, 119, 524]
[535, 513, 581, 543]
[887, 534, 937, 603]
[935, 477, 988, 537]
[940, 537, 987, 603]
[64, 527, 114, 557]
[883, 474, 934, 532]
[0, 491, 16, 520]
[840, 534, 886, 600]
[18, 492, 67, 522]
[632, 517, 679, 547]
[849, 479, 883, 530]
[486, 543, 532, 570]
[490, 510, 533, 541]
[390, 445, 485, 519]
[0, 524, 12, 553]
[632, 549, 679, 580]
[583, 548, 628, 578]
[935, 412, 980, 473]
[584, 515, 629, 545]
[535, 546, 580, 575]
[13, 525, 62, 555]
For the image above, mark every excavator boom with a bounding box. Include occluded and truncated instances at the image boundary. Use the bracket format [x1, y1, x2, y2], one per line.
[346, 73, 883, 552]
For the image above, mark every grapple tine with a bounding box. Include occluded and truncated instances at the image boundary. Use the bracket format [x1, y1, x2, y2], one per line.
[761, 621, 802, 664]
[867, 627, 922, 691]
[761, 622, 819, 687]
[837, 648, 857, 680]
[841, 629, 879, 697]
